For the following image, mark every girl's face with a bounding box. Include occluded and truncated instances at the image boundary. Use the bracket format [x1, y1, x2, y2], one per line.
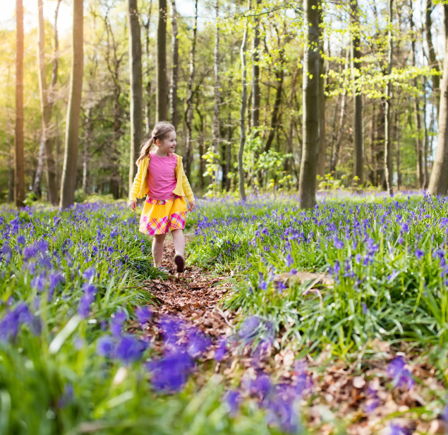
[155, 131, 177, 155]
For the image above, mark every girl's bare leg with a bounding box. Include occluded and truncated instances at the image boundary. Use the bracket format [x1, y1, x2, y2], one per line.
[152, 233, 167, 267]
[171, 229, 185, 257]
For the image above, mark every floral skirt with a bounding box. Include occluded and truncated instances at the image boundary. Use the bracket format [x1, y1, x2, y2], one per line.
[139, 195, 188, 235]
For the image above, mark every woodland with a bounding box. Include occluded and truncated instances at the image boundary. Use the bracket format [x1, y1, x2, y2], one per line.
[2, 1, 448, 434]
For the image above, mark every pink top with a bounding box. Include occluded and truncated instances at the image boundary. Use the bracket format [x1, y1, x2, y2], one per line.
[147, 154, 178, 200]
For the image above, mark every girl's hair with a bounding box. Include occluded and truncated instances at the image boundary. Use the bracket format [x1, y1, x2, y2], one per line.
[136, 121, 176, 164]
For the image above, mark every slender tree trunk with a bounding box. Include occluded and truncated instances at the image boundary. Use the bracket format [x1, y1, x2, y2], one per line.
[82, 106, 92, 192]
[299, 0, 320, 209]
[170, 0, 179, 129]
[396, 109, 401, 190]
[410, 0, 423, 188]
[370, 107, 376, 184]
[423, 78, 429, 189]
[128, 0, 143, 192]
[226, 112, 232, 192]
[60, 0, 84, 209]
[317, 44, 326, 177]
[184, 0, 199, 179]
[197, 107, 205, 191]
[156, 0, 167, 121]
[33, 139, 45, 198]
[352, 0, 363, 184]
[265, 45, 285, 151]
[286, 66, 300, 173]
[143, 0, 153, 134]
[330, 89, 346, 173]
[15, 0, 25, 208]
[252, 0, 261, 133]
[238, 21, 248, 201]
[384, 0, 393, 196]
[36, 0, 58, 204]
[212, 0, 220, 179]
[329, 92, 341, 173]
[425, 0, 440, 114]
[7, 109, 14, 203]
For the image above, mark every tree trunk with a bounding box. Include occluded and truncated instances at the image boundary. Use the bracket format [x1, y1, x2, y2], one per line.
[265, 44, 285, 151]
[143, 0, 153, 134]
[15, 0, 25, 208]
[212, 0, 220, 178]
[425, 0, 440, 114]
[238, 21, 248, 201]
[330, 89, 346, 174]
[299, 0, 320, 209]
[33, 139, 45, 198]
[423, 78, 429, 189]
[82, 106, 92, 192]
[36, 0, 58, 204]
[252, 0, 261, 133]
[7, 109, 14, 203]
[156, 0, 168, 121]
[226, 112, 232, 192]
[384, 0, 393, 196]
[395, 110, 401, 190]
[317, 45, 326, 177]
[352, 0, 363, 184]
[170, 0, 179, 129]
[127, 0, 143, 193]
[286, 66, 300, 173]
[410, 0, 423, 188]
[60, 0, 84, 209]
[184, 0, 199, 179]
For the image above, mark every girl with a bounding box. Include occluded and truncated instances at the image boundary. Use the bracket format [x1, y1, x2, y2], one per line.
[128, 121, 195, 273]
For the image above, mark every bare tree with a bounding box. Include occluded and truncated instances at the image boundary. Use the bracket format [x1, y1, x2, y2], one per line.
[238, 20, 248, 201]
[428, 5, 448, 195]
[252, 0, 261, 133]
[60, 0, 84, 209]
[128, 0, 143, 192]
[156, 0, 168, 121]
[142, 0, 153, 133]
[15, 0, 25, 208]
[425, 0, 440, 114]
[384, 0, 393, 196]
[170, 0, 179, 129]
[299, 0, 321, 209]
[212, 0, 220, 159]
[184, 0, 199, 179]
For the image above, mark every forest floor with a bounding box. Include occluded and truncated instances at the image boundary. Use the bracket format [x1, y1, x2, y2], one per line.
[132, 239, 445, 435]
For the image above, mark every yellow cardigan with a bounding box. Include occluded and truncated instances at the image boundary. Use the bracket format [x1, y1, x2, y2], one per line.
[129, 153, 194, 202]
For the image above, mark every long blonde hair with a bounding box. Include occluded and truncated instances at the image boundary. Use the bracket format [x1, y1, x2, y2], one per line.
[137, 121, 176, 164]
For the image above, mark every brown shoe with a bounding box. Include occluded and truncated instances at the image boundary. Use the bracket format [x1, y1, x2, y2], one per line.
[174, 253, 185, 273]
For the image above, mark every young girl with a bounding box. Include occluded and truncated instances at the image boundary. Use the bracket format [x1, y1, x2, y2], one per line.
[128, 121, 195, 273]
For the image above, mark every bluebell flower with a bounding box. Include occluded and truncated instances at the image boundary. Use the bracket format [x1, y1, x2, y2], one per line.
[135, 306, 152, 325]
[286, 253, 294, 267]
[97, 335, 115, 357]
[147, 351, 194, 393]
[387, 356, 414, 389]
[57, 383, 74, 409]
[78, 284, 97, 318]
[362, 303, 368, 315]
[223, 390, 241, 416]
[239, 316, 261, 343]
[388, 423, 411, 435]
[415, 249, 424, 260]
[110, 309, 126, 336]
[31, 272, 47, 292]
[0, 302, 39, 341]
[277, 281, 287, 293]
[187, 329, 211, 358]
[214, 337, 228, 361]
[259, 280, 268, 290]
[114, 335, 148, 364]
[82, 267, 95, 281]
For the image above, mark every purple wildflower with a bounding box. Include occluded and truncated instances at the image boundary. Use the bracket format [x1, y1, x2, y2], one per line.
[224, 390, 241, 416]
[110, 309, 126, 336]
[135, 306, 152, 325]
[97, 335, 115, 357]
[387, 356, 414, 389]
[259, 280, 268, 290]
[0, 302, 39, 341]
[286, 253, 294, 267]
[82, 267, 95, 281]
[78, 284, 97, 318]
[415, 249, 424, 260]
[187, 329, 211, 358]
[214, 337, 227, 361]
[148, 351, 194, 393]
[239, 316, 261, 343]
[114, 335, 148, 364]
[31, 272, 47, 292]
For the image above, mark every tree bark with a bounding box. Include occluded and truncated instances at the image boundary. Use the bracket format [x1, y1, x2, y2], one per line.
[352, 0, 363, 184]
[286, 66, 300, 173]
[170, 0, 179, 129]
[384, 0, 393, 196]
[212, 0, 220, 179]
[238, 21, 248, 201]
[35, 0, 58, 204]
[299, 0, 320, 209]
[423, 77, 429, 189]
[156, 0, 168, 121]
[410, 0, 423, 188]
[15, 0, 25, 208]
[143, 0, 153, 134]
[82, 106, 92, 192]
[184, 0, 199, 179]
[128, 0, 143, 193]
[317, 39, 326, 177]
[60, 0, 84, 209]
[395, 109, 401, 190]
[427, 6, 448, 194]
[252, 0, 261, 133]
[330, 88, 346, 174]
[425, 0, 440, 113]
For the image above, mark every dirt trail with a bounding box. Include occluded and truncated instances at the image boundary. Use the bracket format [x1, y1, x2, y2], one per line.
[140, 240, 235, 350]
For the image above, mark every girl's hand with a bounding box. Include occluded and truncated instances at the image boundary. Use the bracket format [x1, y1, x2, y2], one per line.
[188, 201, 196, 212]
[128, 200, 137, 211]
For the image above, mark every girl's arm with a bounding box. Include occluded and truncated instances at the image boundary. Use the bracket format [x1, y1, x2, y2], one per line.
[129, 161, 143, 202]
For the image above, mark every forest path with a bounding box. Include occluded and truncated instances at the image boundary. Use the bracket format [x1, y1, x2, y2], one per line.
[139, 238, 236, 353]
